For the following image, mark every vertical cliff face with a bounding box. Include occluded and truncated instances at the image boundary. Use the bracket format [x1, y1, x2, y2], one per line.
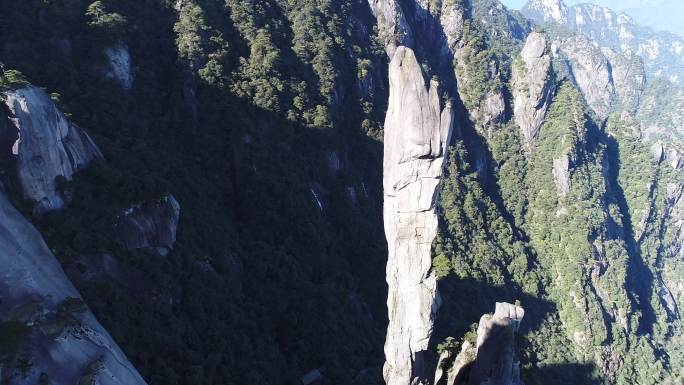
[0, 192, 146, 385]
[552, 35, 616, 118]
[1, 86, 102, 212]
[383, 46, 454, 385]
[601, 49, 645, 114]
[468, 303, 525, 385]
[513, 31, 554, 148]
[104, 43, 133, 90]
[367, 0, 415, 57]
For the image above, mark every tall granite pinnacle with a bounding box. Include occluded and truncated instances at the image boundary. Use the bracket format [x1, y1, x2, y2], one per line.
[382, 46, 454, 385]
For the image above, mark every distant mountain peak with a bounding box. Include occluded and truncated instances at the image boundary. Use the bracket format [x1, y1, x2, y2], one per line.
[523, 0, 568, 23]
[522, 0, 684, 84]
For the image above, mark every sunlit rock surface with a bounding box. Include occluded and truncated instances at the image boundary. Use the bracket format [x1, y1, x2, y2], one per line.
[383, 46, 454, 385]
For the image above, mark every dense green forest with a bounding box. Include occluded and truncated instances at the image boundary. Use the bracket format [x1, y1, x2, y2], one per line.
[0, 0, 682, 384]
[1, 0, 389, 383]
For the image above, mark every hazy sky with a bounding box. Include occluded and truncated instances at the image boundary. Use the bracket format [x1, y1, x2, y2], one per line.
[500, 0, 684, 35]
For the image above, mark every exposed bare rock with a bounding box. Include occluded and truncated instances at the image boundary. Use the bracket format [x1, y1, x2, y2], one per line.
[553, 35, 616, 118]
[369, 0, 465, 73]
[367, 0, 415, 57]
[484, 91, 506, 126]
[663, 263, 684, 320]
[651, 143, 664, 164]
[104, 43, 133, 90]
[440, 0, 467, 55]
[523, 0, 684, 85]
[601, 48, 646, 114]
[666, 149, 684, 170]
[434, 341, 475, 385]
[112, 193, 181, 256]
[0, 103, 15, 161]
[538, 29, 647, 121]
[1, 86, 102, 212]
[513, 31, 554, 147]
[646, 145, 684, 320]
[0, 192, 146, 385]
[552, 154, 570, 197]
[434, 303, 525, 385]
[473, 0, 532, 43]
[383, 46, 454, 385]
[658, 281, 679, 319]
[522, 0, 568, 25]
[468, 303, 525, 385]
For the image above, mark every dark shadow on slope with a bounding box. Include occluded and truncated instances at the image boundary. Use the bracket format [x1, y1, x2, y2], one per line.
[419, 277, 603, 385]
[393, 0, 531, 250]
[601, 130, 656, 335]
[521, 362, 601, 385]
[395, 0, 461, 94]
[413, 276, 557, 385]
[0, 2, 391, 385]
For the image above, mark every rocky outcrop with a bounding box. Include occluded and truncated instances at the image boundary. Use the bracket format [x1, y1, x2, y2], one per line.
[104, 43, 133, 90]
[523, 0, 684, 85]
[513, 31, 554, 147]
[367, 0, 415, 57]
[0, 192, 146, 385]
[552, 35, 616, 118]
[112, 193, 181, 256]
[434, 303, 525, 385]
[1, 86, 102, 212]
[522, 0, 567, 25]
[369, 0, 466, 75]
[383, 46, 454, 385]
[662, 152, 684, 316]
[468, 303, 525, 385]
[472, 0, 532, 43]
[0, 103, 15, 162]
[552, 155, 570, 198]
[601, 48, 645, 114]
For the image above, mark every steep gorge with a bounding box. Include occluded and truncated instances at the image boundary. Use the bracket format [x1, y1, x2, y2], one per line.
[0, 0, 683, 384]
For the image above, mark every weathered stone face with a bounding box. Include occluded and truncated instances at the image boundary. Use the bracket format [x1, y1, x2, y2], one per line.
[367, 0, 415, 57]
[0, 192, 147, 385]
[104, 43, 133, 90]
[554, 35, 617, 118]
[383, 46, 454, 385]
[433, 303, 525, 385]
[513, 31, 555, 148]
[468, 303, 525, 385]
[112, 193, 181, 256]
[2, 86, 102, 212]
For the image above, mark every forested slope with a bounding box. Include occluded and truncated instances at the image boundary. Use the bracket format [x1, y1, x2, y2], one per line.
[0, 0, 682, 384]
